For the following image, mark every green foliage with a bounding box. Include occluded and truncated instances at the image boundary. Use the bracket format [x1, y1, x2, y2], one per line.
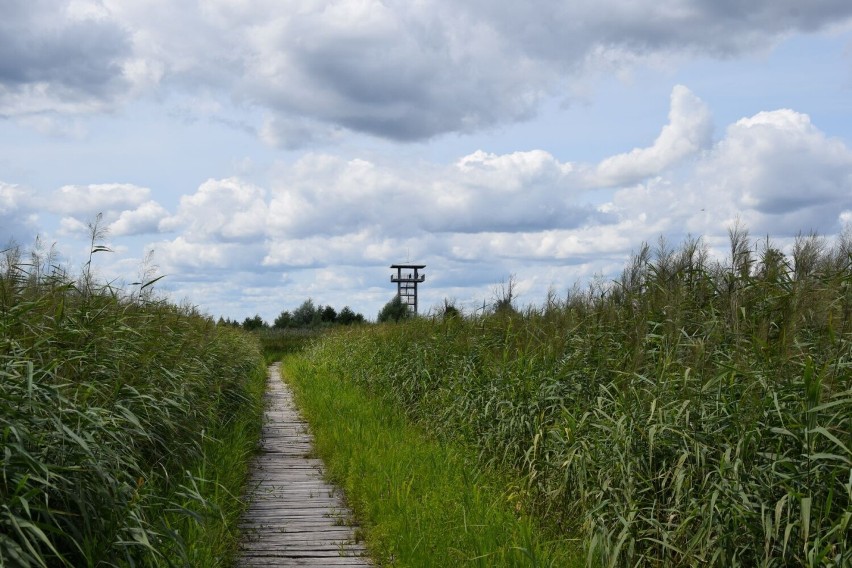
[441, 299, 462, 321]
[338, 306, 365, 325]
[292, 298, 320, 327]
[320, 305, 337, 323]
[304, 229, 852, 567]
[272, 309, 293, 329]
[492, 274, 518, 316]
[261, 302, 366, 332]
[377, 295, 411, 323]
[241, 313, 267, 330]
[0, 243, 266, 566]
[283, 356, 582, 567]
[256, 328, 321, 363]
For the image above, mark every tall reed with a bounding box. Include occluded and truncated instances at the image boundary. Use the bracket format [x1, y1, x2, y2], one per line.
[307, 229, 851, 566]
[0, 242, 266, 566]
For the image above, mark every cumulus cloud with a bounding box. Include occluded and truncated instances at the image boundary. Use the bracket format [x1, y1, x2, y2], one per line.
[16, 86, 849, 320]
[680, 109, 852, 235]
[0, 0, 132, 117]
[8, 1, 852, 141]
[109, 201, 170, 236]
[43, 183, 169, 237]
[161, 177, 268, 242]
[209, 0, 852, 140]
[0, 182, 39, 244]
[594, 85, 713, 186]
[153, 235, 267, 271]
[150, 86, 851, 298]
[601, 107, 852, 241]
[266, 149, 600, 239]
[50, 183, 151, 216]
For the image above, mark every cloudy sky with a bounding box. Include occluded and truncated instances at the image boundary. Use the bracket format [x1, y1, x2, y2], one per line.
[2, 0, 852, 321]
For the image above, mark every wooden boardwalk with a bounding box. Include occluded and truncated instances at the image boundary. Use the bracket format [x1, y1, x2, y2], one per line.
[236, 363, 371, 567]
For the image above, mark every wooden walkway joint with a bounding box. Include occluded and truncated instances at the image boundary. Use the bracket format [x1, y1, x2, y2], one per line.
[237, 363, 370, 566]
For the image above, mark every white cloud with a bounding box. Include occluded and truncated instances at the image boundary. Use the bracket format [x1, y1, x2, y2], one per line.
[161, 177, 268, 242]
[594, 85, 713, 185]
[50, 183, 151, 216]
[148, 87, 851, 313]
[0, 182, 39, 244]
[266, 149, 595, 239]
[7, 1, 852, 142]
[109, 201, 169, 236]
[57, 216, 89, 236]
[687, 109, 852, 235]
[154, 235, 266, 270]
[42, 183, 169, 237]
[0, 0, 132, 117]
[9, 85, 851, 320]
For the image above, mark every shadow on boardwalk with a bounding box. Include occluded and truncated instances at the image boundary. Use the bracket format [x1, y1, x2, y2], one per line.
[236, 363, 371, 567]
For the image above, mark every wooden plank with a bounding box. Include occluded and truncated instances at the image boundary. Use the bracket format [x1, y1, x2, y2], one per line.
[235, 363, 371, 567]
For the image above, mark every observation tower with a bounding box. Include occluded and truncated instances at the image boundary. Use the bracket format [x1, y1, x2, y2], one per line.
[390, 264, 425, 314]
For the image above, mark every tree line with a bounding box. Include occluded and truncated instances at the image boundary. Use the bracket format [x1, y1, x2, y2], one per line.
[219, 298, 366, 331]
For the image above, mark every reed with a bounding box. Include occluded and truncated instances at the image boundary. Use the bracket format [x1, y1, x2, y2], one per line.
[0, 242, 266, 566]
[283, 356, 583, 567]
[303, 229, 851, 566]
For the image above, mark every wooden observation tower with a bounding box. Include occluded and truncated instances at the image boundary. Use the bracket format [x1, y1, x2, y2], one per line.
[390, 264, 425, 314]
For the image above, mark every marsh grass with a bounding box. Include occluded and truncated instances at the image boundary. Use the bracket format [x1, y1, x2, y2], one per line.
[256, 327, 320, 363]
[0, 243, 266, 566]
[282, 356, 583, 567]
[305, 229, 851, 566]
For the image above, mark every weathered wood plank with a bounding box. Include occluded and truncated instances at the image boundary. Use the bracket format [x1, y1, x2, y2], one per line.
[236, 363, 371, 567]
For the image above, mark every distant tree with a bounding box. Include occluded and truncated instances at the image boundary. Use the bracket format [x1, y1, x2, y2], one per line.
[292, 299, 319, 327]
[338, 306, 366, 325]
[320, 305, 337, 324]
[337, 306, 356, 325]
[242, 314, 267, 331]
[273, 310, 293, 329]
[377, 295, 411, 323]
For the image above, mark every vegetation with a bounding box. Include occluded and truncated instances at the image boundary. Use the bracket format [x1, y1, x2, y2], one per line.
[0, 241, 267, 566]
[300, 228, 851, 566]
[220, 298, 366, 331]
[377, 294, 412, 323]
[256, 328, 321, 364]
[283, 356, 582, 567]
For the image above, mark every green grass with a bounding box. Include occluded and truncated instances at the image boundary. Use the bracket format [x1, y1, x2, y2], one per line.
[256, 327, 321, 363]
[298, 229, 851, 567]
[282, 356, 583, 567]
[0, 242, 267, 566]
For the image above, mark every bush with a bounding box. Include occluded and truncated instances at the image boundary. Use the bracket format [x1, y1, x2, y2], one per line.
[377, 295, 411, 323]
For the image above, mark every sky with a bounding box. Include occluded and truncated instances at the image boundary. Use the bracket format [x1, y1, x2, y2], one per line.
[2, 0, 852, 322]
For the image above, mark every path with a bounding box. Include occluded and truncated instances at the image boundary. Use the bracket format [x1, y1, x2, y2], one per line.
[236, 363, 371, 567]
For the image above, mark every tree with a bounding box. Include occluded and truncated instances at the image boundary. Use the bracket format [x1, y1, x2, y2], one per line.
[242, 314, 266, 331]
[292, 299, 319, 327]
[320, 305, 337, 324]
[377, 295, 411, 323]
[273, 310, 293, 329]
[337, 306, 365, 325]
